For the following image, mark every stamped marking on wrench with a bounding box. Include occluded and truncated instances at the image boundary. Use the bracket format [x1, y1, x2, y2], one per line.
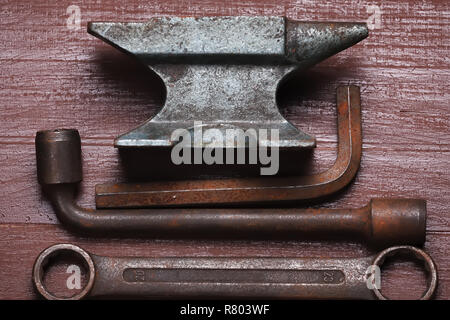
[122, 268, 345, 284]
[33, 244, 437, 300]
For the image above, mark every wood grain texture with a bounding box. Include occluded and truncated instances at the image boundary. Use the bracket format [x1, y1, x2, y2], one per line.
[0, 223, 449, 300]
[0, 0, 448, 299]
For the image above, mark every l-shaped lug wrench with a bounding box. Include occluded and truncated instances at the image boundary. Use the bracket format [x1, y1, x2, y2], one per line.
[35, 125, 426, 246]
[33, 244, 437, 300]
[35, 87, 426, 246]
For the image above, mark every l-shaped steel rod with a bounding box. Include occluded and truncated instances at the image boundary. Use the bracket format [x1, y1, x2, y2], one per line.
[95, 85, 362, 207]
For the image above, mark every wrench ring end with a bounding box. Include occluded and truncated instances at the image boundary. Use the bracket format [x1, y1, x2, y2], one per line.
[372, 245, 438, 300]
[33, 244, 95, 300]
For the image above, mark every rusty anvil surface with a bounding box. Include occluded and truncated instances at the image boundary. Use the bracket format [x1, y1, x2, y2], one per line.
[88, 16, 368, 149]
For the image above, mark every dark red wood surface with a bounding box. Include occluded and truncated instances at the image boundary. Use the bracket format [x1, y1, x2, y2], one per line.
[0, 0, 448, 299]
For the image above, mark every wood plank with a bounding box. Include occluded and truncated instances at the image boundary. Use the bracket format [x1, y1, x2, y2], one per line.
[0, 0, 448, 299]
[1, 142, 448, 231]
[0, 223, 447, 300]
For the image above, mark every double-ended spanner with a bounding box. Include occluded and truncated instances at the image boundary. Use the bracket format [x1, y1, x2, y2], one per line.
[33, 244, 437, 300]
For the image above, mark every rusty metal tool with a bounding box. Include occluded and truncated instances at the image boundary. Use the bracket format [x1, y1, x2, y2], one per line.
[35, 86, 425, 246]
[33, 244, 437, 300]
[94, 85, 361, 207]
[88, 16, 368, 149]
[35, 126, 425, 245]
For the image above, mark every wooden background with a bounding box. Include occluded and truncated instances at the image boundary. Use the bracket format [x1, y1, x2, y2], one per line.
[0, 0, 448, 299]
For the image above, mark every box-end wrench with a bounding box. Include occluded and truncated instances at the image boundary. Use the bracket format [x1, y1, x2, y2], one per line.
[33, 244, 437, 300]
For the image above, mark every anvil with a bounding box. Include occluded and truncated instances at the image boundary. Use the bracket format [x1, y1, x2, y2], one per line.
[88, 16, 368, 149]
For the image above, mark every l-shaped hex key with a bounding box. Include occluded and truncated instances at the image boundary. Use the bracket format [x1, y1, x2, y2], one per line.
[95, 85, 362, 207]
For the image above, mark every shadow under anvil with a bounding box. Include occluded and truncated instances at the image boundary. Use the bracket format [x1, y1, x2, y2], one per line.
[118, 147, 314, 181]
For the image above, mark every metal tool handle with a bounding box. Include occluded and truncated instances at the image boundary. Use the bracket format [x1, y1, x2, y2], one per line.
[89, 255, 373, 299]
[33, 244, 437, 300]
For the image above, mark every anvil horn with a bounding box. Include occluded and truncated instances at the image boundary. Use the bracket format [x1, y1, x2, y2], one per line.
[285, 21, 368, 67]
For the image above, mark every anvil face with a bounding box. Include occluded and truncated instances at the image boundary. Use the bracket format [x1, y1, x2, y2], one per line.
[88, 16, 368, 149]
